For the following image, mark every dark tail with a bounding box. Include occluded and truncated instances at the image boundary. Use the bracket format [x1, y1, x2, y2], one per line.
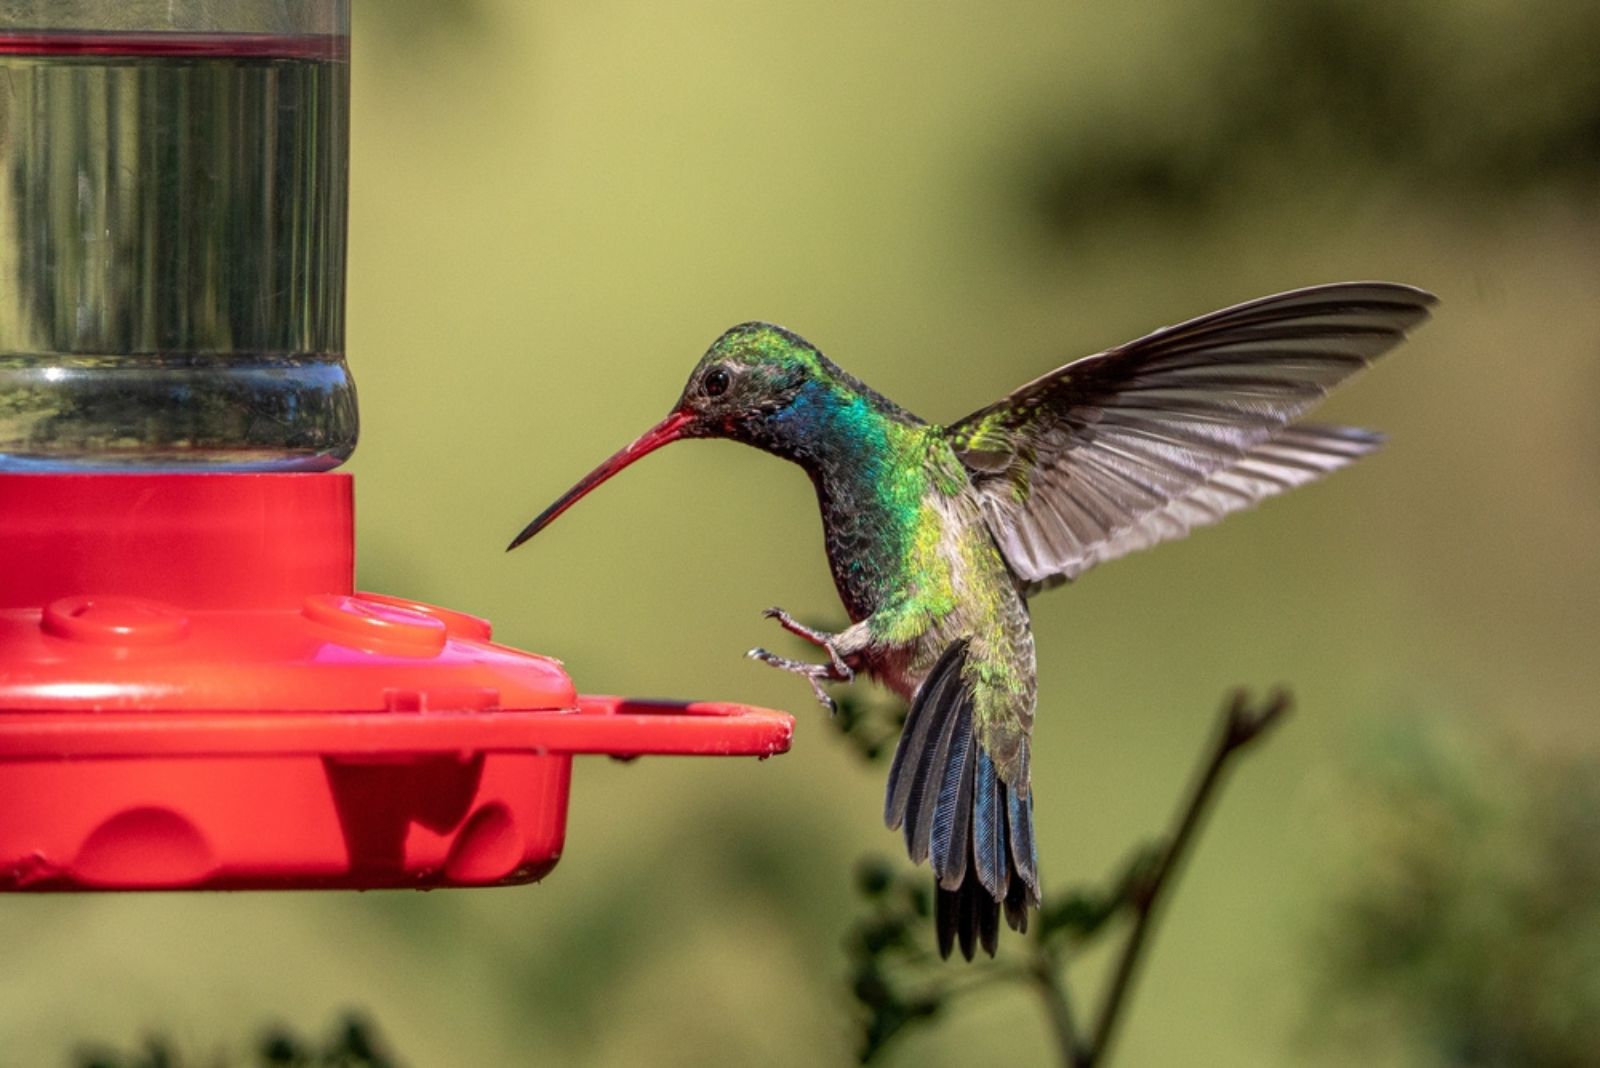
[884, 640, 1041, 960]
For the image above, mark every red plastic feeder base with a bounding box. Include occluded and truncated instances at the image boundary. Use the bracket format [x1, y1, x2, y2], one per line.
[0, 474, 793, 891]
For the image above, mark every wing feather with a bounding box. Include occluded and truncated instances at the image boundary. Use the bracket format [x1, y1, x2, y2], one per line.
[949, 282, 1433, 589]
[1011, 424, 1386, 594]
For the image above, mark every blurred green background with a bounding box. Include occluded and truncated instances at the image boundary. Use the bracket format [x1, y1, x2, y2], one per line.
[5, 1, 1600, 1064]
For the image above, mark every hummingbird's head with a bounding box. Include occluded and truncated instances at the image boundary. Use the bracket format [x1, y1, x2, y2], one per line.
[507, 322, 825, 550]
[673, 322, 820, 438]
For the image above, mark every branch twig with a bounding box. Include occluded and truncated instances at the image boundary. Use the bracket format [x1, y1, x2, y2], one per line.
[1076, 688, 1293, 1067]
[1031, 954, 1089, 1068]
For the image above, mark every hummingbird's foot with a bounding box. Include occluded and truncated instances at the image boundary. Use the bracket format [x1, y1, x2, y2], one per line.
[746, 646, 842, 713]
[761, 606, 836, 644]
[760, 606, 855, 683]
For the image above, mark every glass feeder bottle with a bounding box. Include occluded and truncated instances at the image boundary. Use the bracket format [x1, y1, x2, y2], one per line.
[0, 0, 356, 470]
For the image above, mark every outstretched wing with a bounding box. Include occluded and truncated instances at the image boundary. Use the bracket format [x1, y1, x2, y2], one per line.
[947, 282, 1434, 590]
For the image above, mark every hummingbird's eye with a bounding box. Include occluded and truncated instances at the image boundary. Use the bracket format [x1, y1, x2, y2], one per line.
[703, 367, 731, 397]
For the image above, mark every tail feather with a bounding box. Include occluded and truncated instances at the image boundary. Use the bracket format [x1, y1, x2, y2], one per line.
[931, 702, 976, 888]
[935, 830, 1037, 960]
[1004, 869, 1032, 933]
[887, 639, 1042, 960]
[976, 877, 1001, 955]
[935, 875, 957, 958]
[906, 677, 968, 863]
[972, 750, 1010, 897]
[1007, 738, 1039, 893]
[935, 863, 1002, 961]
[885, 640, 968, 831]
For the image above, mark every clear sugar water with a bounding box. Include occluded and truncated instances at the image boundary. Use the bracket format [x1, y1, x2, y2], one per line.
[0, 3, 354, 470]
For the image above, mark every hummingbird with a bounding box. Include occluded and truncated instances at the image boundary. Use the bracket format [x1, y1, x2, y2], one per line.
[508, 282, 1434, 960]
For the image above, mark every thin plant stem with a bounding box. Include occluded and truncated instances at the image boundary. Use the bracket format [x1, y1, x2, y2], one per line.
[1029, 953, 1089, 1068]
[1078, 689, 1292, 1066]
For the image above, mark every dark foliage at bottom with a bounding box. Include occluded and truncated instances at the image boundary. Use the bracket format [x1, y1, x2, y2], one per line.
[74, 1012, 402, 1068]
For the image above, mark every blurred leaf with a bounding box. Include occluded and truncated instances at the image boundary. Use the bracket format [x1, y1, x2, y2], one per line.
[1024, 0, 1600, 238]
[1038, 888, 1117, 942]
[1312, 718, 1600, 1065]
[72, 1014, 402, 1068]
[855, 855, 894, 899]
[74, 1037, 188, 1068]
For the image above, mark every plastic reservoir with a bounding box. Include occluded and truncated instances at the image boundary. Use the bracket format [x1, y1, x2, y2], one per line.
[0, 1, 355, 470]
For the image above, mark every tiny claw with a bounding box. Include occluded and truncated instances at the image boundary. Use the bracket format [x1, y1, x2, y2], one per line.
[800, 674, 837, 713]
[760, 606, 783, 619]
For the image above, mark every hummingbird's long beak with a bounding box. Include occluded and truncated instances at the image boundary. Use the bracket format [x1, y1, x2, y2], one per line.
[507, 408, 697, 551]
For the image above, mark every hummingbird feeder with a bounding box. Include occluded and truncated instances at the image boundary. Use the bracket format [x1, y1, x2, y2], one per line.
[0, 1, 791, 892]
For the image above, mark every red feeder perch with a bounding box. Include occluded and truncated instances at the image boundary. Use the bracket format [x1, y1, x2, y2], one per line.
[0, 5, 791, 891]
